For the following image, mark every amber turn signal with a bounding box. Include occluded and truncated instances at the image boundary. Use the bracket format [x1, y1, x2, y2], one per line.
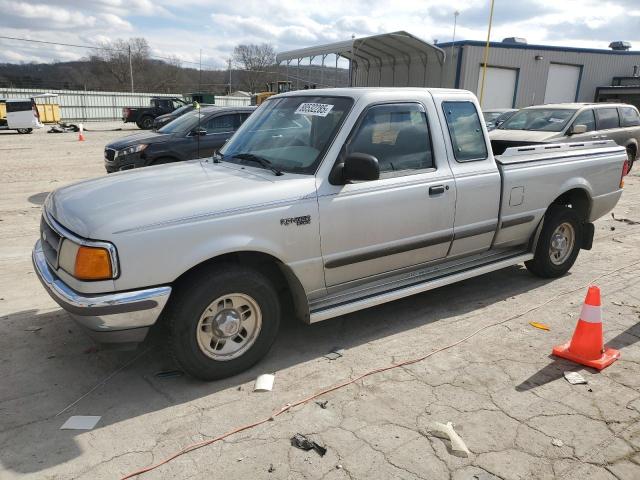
[74, 246, 113, 280]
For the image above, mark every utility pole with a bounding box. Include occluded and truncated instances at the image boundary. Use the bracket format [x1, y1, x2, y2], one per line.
[450, 11, 460, 65]
[228, 58, 232, 94]
[479, 0, 496, 107]
[128, 43, 134, 93]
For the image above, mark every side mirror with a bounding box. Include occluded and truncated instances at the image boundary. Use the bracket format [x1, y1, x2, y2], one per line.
[190, 128, 207, 137]
[570, 124, 587, 135]
[338, 153, 380, 183]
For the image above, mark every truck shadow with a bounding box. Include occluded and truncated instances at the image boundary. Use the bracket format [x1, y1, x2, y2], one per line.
[0, 265, 553, 475]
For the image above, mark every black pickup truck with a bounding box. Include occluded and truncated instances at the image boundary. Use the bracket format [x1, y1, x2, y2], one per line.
[122, 97, 186, 129]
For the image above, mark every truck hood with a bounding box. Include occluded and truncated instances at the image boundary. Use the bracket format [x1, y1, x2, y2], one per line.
[106, 131, 175, 150]
[488, 129, 562, 143]
[46, 161, 316, 239]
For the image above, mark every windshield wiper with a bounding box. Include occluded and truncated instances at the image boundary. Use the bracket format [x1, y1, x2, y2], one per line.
[231, 153, 283, 176]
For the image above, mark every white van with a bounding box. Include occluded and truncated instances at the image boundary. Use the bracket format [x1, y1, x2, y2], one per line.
[0, 98, 44, 134]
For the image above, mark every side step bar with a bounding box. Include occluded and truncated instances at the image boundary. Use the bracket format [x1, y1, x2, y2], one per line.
[309, 252, 533, 323]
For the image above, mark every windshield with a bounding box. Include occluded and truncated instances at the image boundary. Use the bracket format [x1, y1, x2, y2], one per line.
[499, 108, 576, 132]
[157, 111, 202, 134]
[219, 96, 353, 175]
[170, 104, 193, 116]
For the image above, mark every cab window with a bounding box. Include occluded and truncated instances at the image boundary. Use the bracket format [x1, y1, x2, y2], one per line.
[204, 114, 238, 134]
[572, 109, 596, 132]
[347, 103, 434, 176]
[595, 108, 620, 130]
[442, 101, 488, 162]
[619, 107, 640, 127]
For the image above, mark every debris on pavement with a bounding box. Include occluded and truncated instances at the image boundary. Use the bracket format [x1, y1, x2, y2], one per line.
[24, 326, 42, 332]
[529, 321, 550, 331]
[290, 433, 327, 456]
[611, 212, 640, 225]
[323, 348, 344, 360]
[429, 421, 471, 458]
[563, 371, 588, 385]
[254, 374, 275, 392]
[60, 415, 101, 430]
[268, 464, 275, 473]
[316, 400, 328, 409]
[551, 438, 564, 447]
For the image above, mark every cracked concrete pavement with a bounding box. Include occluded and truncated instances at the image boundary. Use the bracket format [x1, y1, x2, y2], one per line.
[1, 124, 639, 479]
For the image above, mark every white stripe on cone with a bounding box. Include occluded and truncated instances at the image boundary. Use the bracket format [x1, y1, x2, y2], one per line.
[580, 304, 602, 323]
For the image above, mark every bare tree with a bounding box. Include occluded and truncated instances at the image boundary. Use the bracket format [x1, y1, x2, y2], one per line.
[232, 43, 276, 93]
[91, 38, 150, 90]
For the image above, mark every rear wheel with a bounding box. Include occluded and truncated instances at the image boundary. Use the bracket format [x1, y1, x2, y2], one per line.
[167, 265, 281, 380]
[17, 128, 33, 134]
[526, 206, 583, 278]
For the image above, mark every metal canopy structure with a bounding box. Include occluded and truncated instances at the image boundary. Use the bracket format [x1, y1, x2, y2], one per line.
[276, 31, 446, 89]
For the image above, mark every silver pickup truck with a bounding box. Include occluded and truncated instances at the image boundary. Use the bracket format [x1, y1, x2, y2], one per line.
[33, 88, 626, 380]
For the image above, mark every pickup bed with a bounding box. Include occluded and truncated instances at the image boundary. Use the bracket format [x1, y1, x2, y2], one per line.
[33, 88, 626, 380]
[122, 97, 186, 129]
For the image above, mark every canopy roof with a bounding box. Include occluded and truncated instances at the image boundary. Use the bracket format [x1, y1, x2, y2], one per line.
[276, 31, 445, 66]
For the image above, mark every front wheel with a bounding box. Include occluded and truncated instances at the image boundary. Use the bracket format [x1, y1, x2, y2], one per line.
[167, 265, 281, 380]
[526, 206, 583, 278]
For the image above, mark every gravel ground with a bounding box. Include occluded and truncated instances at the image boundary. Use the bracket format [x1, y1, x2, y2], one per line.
[0, 123, 639, 480]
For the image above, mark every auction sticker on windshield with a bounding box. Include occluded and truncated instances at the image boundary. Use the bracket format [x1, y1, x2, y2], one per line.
[295, 103, 334, 117]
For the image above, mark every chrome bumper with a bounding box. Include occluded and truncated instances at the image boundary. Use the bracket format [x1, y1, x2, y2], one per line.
[33, 240, 171, 342]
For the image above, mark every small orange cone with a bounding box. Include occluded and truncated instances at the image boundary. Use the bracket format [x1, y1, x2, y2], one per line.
[78, 123, 85, 142]
[552, 286, 620, 370]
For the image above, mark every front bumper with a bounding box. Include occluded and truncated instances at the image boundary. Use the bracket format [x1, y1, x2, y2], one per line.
[104, 152, 144, 173]
[33, 239, 171, 343]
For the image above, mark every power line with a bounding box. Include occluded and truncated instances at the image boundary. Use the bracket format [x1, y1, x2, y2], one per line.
[0, 35, 222, 69]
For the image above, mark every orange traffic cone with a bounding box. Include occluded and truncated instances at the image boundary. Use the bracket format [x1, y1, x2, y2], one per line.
[552, 286, 620, 370]
[78, 123, 85, 142]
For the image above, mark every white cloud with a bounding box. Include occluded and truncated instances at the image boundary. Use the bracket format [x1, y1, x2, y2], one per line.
[0, 0, 639, 66]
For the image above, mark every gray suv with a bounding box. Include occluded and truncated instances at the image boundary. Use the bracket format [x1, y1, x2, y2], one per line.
[489, 103, 640, 170]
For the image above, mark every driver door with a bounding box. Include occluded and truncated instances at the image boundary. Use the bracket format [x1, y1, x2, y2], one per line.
[318, 102, 456, 287]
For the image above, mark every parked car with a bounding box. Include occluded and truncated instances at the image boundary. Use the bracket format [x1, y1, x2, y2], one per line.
[483, 108, 517, 130]
[152, 103, 214, 130]
[0, 98, 44, 134]
[122, 97, 187, 130]
[489, 103, 640, 170]
[34, 88, 626, 380]
[105, 106, 255, 173]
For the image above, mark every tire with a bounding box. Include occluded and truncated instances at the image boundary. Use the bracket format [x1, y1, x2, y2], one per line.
[167, 264, 281, 380]
[17, 128, 33, 134]
[525, 206, 583, 278]
[137, 116, 154, 129]
[626, 146, 636, 172]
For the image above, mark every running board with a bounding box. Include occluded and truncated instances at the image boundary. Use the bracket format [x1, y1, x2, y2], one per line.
[309, 252, 533, 323]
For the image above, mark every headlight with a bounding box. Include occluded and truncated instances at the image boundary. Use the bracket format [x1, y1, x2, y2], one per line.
[117, 144, 148, 157]
[58, 239, 115, 280]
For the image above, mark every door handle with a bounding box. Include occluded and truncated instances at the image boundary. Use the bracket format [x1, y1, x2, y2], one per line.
[429, 185, 446, 195]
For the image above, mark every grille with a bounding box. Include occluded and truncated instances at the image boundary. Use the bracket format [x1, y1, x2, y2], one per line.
[40, 215, 62, 269]
[105, 148, 116, 162]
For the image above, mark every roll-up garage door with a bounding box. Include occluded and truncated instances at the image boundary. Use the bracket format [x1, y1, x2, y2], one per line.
[544, 63, 581, 103]
[477, 66, 517, 109]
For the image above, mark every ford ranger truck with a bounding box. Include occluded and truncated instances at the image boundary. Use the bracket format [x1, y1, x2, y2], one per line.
[33, 88, 626, 380]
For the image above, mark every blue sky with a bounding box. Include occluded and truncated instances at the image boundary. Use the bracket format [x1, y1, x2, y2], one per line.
[1, 0, 639, 68]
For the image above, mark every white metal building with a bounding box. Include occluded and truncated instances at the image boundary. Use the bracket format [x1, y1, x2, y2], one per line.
[437, 39, 640, 109]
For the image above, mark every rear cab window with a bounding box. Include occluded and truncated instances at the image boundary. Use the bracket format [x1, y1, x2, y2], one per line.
[619, 106, 640, 127]
[595, 108, 620, 130]
[442, 101, 488, 162]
